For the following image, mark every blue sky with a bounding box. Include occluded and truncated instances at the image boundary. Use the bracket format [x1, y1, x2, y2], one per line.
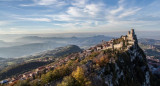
[0, 0, 160, 34]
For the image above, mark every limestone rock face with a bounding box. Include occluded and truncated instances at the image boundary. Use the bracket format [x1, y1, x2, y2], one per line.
[93, 43, 151, 86]
[90, 29, 151, 86]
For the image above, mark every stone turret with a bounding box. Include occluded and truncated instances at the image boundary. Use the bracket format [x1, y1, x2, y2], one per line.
[127, 29, 136, 40]
[128, 31, 130, 36]
[131, 29, 135, 35]
[127, 29, 138, 45]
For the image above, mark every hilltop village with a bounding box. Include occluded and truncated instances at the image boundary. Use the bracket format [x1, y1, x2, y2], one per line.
[86, 29, 137, 52]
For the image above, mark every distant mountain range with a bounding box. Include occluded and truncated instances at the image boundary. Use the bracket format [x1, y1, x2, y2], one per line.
[0, 42, 63, 58]
[0, 35, 112, 58]
[138, 38, 160, 45]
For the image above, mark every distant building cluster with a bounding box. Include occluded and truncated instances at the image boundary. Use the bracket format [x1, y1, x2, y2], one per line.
[0, 53, 80, 85]
[147, 56, 160, 76]
[147, 56, 160, 63]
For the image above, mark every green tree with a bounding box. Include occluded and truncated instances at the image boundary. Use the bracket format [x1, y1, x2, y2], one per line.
[41, 71, 52, 85]
[14, 80, 30, 86]
[29, 80, 41, 86]
[41, 65, 71, 85]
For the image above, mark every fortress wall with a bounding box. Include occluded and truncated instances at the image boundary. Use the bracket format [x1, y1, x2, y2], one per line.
[102, 46, 112, 50]
[114, 43, 123, 49]
[102, 44, 114, 50]
[127, 37, 133, 40]
[128, 41, 134, 45]
[97, 47, 102, 50]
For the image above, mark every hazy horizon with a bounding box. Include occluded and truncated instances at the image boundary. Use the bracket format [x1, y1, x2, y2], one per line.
[0, 30, 160, 42]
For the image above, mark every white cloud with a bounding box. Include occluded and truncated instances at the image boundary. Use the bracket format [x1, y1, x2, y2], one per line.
[67, 3, 104, 18]
[71, 0, 88, 7]
[118, 8, 141, 18]
[0, 27, 27, 34]
[110, 6, 123, 15]
[20, 0, 66, 7]
[106, 0, 125, 22]
[20, 0, 104, 28]
[33, 0, 57, 5]
[84, 4, 100, 16]
[47, 14, 73, 21]
[46, 1, 104, 24]
[0, 21, 9, 26]
[18, 17, 51, 22]
[19, 1, 34, 6]
[67, 7, 84, 17]
[118, 0, 125, 4]
[106, 0, 141, 24]
[0, 0, 22, 1]
[0, 27, 62, 34]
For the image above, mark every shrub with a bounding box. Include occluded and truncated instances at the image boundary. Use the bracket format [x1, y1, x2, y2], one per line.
[41, 71, 52, 85]
[14, 80, 30, 86]
[57, 76, 76, 86]
[95, 55, 109, 67]
[29, 80, 41, 86]
[41, 65, 71, 85]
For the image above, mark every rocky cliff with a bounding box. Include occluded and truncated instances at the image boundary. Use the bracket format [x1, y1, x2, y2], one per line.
[94, 41, 151, 86]
[84, 30, 151, 86]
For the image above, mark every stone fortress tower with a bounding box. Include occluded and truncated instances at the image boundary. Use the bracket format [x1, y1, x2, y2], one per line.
[126, 29, 137, 45]
[127, 29, 137, 41]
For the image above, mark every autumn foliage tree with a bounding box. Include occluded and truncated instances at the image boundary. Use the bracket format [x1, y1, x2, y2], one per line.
[72, 66, 91, 86]
[57, 66, 91, 86]
[95, 55, 109, 67]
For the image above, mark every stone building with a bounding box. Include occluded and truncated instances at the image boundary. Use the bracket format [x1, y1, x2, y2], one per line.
[113, 42, 123, 49]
